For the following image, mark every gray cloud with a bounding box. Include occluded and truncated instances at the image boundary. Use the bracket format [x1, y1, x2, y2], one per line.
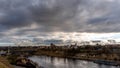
[0, 0, 81, 32]
[0, 0, 120, 42]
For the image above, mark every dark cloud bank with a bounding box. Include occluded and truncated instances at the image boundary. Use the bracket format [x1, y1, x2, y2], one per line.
[0, 0, 80, 32]
[0, 0, 119, 33]
[0, 0, 120, 42]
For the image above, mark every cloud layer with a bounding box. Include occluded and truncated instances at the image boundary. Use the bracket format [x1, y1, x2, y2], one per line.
[0, 0, 120, 43]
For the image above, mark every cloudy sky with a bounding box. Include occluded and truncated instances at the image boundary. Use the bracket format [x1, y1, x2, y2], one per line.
[0, 0, 120, 44]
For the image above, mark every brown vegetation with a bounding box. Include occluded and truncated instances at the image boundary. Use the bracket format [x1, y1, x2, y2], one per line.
[0, 57, 13, 68]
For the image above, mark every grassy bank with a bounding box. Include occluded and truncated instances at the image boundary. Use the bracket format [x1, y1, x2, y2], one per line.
[0, 56, 13, 68]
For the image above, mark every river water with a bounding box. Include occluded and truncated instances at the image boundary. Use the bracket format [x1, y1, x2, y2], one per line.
[29, 56, 119, 68]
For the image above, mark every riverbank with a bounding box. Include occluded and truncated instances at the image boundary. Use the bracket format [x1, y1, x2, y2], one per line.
[34, 51, 120, 66]
[33, 45, 120, 66]
[0, 56, 13, 68]
[3, 45, 120, 66]
[7, 55, 39, 68]
[29, 55, 119, 68]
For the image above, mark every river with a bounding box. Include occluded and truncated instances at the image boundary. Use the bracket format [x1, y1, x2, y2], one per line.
[29, 56, 119, 68]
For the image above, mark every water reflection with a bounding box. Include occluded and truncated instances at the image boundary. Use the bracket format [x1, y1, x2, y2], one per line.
[29, 56, 119, 68]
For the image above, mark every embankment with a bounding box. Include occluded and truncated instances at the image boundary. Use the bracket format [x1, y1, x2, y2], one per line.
[0, 56, 13, 68]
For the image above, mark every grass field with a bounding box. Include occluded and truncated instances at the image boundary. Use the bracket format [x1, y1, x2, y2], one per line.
[0, 56, 13, 68]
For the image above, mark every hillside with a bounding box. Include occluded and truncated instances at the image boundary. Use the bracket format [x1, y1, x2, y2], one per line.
[0, 57, 13, 68]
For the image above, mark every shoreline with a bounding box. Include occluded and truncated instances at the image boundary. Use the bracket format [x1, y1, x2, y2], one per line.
[30, 55, 120, 67]
[4, 45, 120, 67]
[33, 50, 120, 66]
[7, 55, 39, 68]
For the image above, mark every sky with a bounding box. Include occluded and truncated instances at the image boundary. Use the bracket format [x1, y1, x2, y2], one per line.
[0, 0, 120, 44]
